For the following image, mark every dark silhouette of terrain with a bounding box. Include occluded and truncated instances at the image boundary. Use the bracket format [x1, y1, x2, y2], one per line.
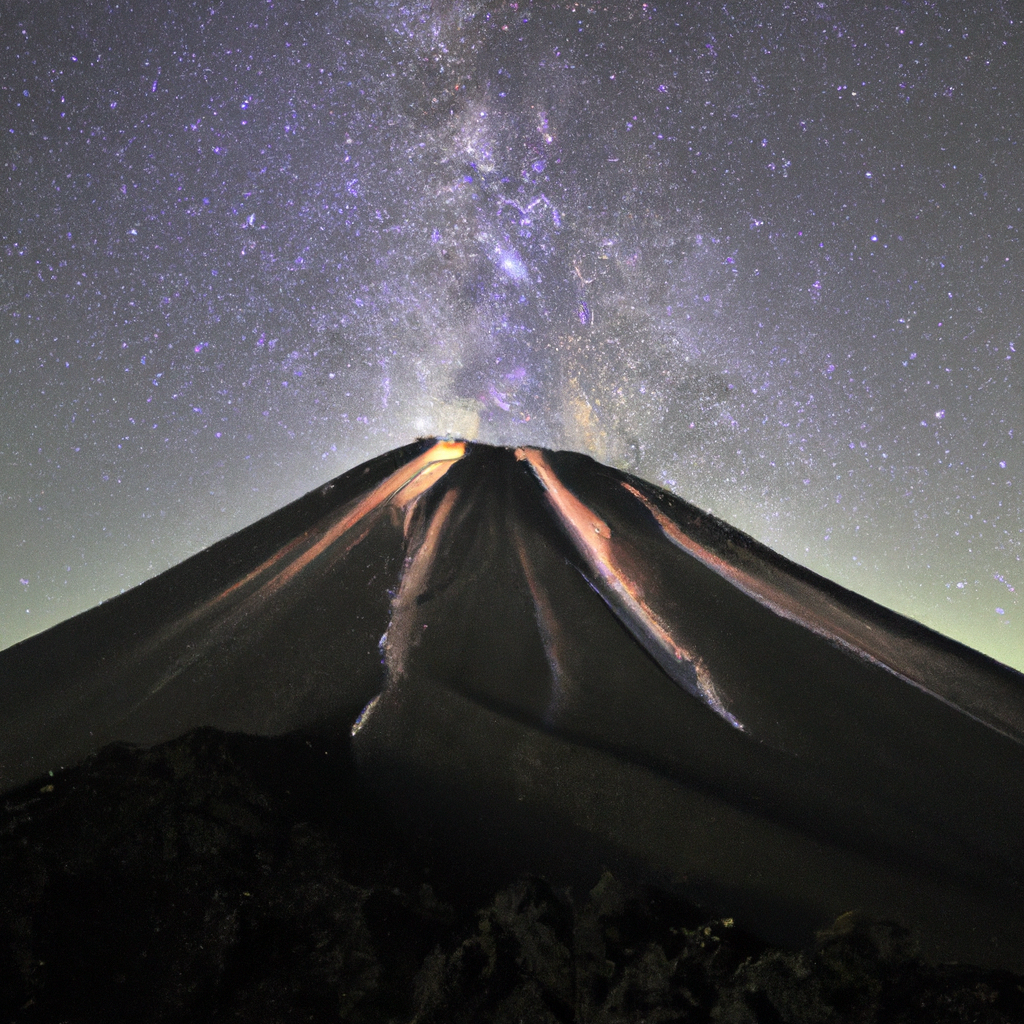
[2, 440, 1023, 1018]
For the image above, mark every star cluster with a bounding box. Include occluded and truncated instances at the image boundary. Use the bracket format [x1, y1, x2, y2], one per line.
[2, 0, 1021, 669]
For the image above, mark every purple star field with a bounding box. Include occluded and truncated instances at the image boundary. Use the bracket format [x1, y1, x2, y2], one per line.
[2, 0, 1021, 669]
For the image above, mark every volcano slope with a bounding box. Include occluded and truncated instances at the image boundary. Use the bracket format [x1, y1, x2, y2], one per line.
[2, 439, 1023, 976]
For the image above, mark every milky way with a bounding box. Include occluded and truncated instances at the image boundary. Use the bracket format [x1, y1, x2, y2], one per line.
[1, 0, 1021, 670]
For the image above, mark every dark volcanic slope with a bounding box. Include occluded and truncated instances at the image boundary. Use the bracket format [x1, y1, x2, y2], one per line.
[2, 440, 1024, 971]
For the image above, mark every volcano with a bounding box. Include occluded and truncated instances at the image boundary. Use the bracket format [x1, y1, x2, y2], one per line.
[2, 440, 1024, 978]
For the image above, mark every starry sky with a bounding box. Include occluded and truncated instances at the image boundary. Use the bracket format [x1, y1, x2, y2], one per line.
[2, 0, 1021, 671]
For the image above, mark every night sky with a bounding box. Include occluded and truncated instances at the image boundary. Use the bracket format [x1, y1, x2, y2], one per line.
[2, 0, 1021, 671]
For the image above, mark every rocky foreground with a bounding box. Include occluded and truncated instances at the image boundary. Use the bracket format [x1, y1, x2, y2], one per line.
[2, 727, 1022, 1023]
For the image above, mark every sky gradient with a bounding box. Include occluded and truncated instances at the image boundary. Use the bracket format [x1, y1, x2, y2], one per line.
[2, 0, 1021, 670]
